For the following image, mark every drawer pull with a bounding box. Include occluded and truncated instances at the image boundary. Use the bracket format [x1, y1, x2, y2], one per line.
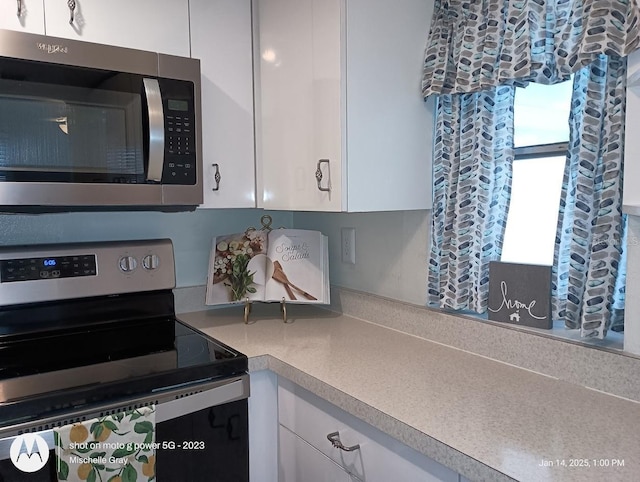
[327, 431, 360, 452]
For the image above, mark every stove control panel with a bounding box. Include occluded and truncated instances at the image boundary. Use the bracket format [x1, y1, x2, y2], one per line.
[0, 254, 97, 283]
[0, 239, 175, 306]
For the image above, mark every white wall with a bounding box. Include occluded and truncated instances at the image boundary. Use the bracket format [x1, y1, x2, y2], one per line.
[0, 206, 430, 303]
[624, 215, 640, 354]
[293, 209, 640, 356]
[0, 209, 292, 287]
[623, 50, 640, 355]
[293, 210, 430, 305]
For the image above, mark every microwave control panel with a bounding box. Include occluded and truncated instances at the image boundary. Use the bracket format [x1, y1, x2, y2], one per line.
[160, 79, 197, 185]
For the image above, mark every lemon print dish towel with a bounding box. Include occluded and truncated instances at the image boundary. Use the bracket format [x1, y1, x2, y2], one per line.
[54, 405, 156, 482]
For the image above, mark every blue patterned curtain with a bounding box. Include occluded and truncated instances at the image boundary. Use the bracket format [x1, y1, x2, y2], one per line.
[552, 55, 628, 338]
[428, 87, 514, 312]
[423, 0, 638, 336]
[423, 0, 640, 96]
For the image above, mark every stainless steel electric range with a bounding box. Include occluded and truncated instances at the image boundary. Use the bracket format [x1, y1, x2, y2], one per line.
[0, 239, 249, 482]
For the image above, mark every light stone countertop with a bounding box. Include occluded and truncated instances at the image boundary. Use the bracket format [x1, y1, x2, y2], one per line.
[178, 304, 640, 482]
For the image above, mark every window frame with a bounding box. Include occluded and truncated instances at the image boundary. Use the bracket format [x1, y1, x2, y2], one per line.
[514, 141, 568, 160]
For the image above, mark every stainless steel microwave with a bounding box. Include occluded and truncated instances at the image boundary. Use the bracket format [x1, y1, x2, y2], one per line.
[0, 29, 202, 211]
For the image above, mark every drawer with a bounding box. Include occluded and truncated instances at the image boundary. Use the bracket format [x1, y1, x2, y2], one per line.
[279, 424, 360, 482]
[277, 378, 458, 482]
[278, 379, 364, 477]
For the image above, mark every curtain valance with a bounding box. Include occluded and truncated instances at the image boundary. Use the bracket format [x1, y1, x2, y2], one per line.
[422, 0, 640, 96]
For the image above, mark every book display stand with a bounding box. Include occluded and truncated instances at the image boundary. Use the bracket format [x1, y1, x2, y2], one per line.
[206, 214, 329, 324]
[241, 215, 285, 323]
[243, 296, 288, 324]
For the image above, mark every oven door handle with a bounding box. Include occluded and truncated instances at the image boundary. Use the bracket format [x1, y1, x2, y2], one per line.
[143, 77, 165, 182]
[155, 376, 249, 422]
[0, 375, 249, 460]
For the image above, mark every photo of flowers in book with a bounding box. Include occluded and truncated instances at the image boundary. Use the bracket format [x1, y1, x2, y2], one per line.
[210, 230, 268, 302]
[205, 229, 330, 306]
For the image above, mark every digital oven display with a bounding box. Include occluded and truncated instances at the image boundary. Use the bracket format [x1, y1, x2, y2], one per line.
[0, 254, 97, 283]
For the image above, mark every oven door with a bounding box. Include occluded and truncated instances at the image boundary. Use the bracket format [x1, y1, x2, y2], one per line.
[0, 375, 249, 482]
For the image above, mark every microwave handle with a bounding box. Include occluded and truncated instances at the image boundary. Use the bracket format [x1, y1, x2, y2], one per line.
[143, 78, 165, 182]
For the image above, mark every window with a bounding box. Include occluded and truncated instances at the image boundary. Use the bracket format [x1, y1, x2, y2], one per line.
[500, 81, 573, 266]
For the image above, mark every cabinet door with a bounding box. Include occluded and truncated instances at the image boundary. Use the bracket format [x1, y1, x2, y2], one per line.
[0, 0, 45, 33]
[191, 0, 256, 208]
[43, 0, 190, 56]
[279, 425, 357, 482]
[344, 0, 434, 211]
[249, 371, 278, 482]
[257, 0, 343, 211]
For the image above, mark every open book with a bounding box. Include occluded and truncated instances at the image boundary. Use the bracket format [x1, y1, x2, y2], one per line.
[205, 229, 329, 306]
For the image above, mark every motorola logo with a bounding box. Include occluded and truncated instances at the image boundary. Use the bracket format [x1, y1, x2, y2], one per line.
[10, 433, 49, 473]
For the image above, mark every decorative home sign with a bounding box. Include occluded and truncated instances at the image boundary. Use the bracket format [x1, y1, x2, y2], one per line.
[487, 262, 552, 329]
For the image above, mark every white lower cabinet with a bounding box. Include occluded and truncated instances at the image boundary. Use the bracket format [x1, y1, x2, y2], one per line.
[279, 425, 360, 482]
[249, 370, 278, 482]
[249, 372, 464, 481]
[277, 378, 459, 482]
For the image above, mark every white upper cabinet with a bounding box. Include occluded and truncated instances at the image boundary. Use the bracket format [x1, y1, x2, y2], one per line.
[191, 0, 257, 208]
[257, 0, 343, 212]
[255, 0, 434, 212]
[42, 0, 190, 56]
[0, 0, 45, 34]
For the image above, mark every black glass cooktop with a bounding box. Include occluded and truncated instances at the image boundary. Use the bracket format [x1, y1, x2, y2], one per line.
[0, 290, 247, 430]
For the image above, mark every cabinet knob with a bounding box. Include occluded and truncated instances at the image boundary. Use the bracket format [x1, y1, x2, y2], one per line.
[212, 163, 221, 191]
[316, 159, 331, 192]
[327, 431, 360, 452]
[16, 0, 22, 17]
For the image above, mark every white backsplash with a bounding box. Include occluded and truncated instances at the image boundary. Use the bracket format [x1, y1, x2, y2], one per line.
[0, 209, 293, 288]
[292, 210, 640, 357]
[623, 215, 640, 354]
[5, 206, 636, 356]
[292, 210, 430, 305]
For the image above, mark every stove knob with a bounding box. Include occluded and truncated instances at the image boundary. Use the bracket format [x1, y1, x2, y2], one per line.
[143, 254, 160, 270]
[119, 256, 137, 272]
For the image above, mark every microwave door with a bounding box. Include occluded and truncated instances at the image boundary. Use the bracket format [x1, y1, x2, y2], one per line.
[0, 76, 148, 183]
[0, 64, 166, 208]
